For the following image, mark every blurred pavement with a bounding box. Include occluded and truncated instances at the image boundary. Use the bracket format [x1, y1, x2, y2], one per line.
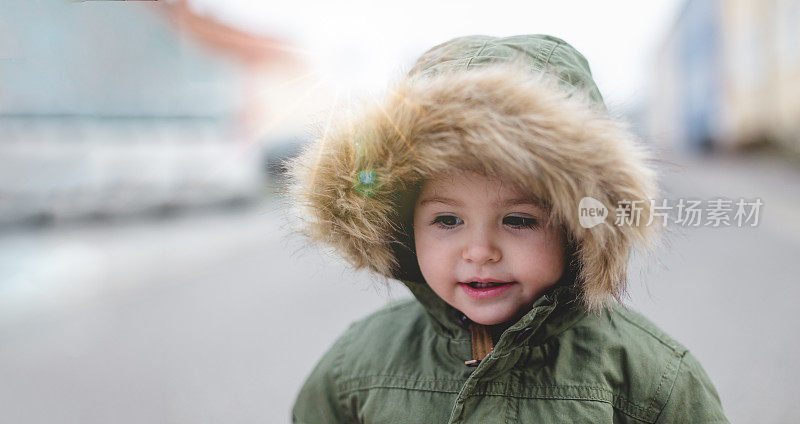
[1, 154, 799, 423]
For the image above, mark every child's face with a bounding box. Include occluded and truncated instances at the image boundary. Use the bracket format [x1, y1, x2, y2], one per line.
[413, 171, 566, 326]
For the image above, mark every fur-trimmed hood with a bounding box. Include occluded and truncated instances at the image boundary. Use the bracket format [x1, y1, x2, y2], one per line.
[287, 34, 659, 316]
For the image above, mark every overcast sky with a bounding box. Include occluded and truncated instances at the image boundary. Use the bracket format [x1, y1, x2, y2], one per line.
[187, 0, 684, 111]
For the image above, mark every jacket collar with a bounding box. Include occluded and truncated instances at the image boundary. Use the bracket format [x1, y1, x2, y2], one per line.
[401, 279, 586, 347]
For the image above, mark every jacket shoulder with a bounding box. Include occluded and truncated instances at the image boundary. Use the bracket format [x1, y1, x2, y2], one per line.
[551, 303, 726, 422]
[343, 298, 431, 347]
[561, 303, 688, 368]
[292, 299, 427, 423]
[607, 304, 688, 354]
[340, 297, 441, 363]
[337, 299, 472, 394]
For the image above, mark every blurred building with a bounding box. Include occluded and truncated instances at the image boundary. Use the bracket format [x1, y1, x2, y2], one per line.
[650, 0, 800, 155]
[0, 0, 314, 227]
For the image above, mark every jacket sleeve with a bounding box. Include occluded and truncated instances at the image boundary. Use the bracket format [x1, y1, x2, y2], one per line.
[655, 351, 729, 424]
[291, 325, 355, 424]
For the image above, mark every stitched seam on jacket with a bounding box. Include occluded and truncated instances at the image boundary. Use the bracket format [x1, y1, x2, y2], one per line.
[649, 351, 687, 421]
[342, 375, 467, 383]
[542, 40, 560, 68]
[476, 392, 656, 422]
[502, 371, 517, 424]
[505, 369, 521, 424]
[615, 309, 684, 353]
[503, 384, 658, 420]
[465, 40, 489, 69]
[340, 375, 657, 420]
[334, 324, 360, 422]
[341, 385, 461, 396]
[340, 376, 466, 398]
[338, 386, 656, 422]
[647, 351, 683, 411]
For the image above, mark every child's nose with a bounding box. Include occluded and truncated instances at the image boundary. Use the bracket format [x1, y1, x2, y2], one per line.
[461, 234, 502, 264]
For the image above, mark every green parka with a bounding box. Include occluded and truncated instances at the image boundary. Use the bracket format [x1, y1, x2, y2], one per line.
[288, 35, 729, 423]
[292, 284, 727, 423]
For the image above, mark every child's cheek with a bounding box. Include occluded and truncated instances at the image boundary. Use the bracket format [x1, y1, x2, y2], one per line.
[414, 228, 452, 283]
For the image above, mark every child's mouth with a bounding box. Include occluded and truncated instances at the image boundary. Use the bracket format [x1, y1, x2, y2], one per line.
[466, 281, 509, 288]
[460, 281, 516, 299]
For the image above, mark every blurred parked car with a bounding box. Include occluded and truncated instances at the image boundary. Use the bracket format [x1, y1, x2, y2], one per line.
[262, 137, 310, 180]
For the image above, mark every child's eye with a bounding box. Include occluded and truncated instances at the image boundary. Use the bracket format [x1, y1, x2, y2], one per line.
[431, 215, 463, 229]
[504, 215, 538, 229]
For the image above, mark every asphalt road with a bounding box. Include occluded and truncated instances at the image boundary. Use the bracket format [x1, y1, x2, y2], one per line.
[1, 153, 798, 423]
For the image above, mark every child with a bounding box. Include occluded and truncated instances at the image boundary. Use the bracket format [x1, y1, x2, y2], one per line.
[288, 34, 728, 423]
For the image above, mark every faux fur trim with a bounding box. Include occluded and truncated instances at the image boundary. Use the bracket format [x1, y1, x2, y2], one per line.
[287, 64, 660, 312]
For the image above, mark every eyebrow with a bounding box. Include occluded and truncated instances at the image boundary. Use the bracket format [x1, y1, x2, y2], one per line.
[418, 196, 546, 208]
